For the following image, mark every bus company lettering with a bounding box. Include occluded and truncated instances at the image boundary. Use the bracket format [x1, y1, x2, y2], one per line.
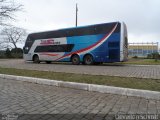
[40, 39, 60, 45]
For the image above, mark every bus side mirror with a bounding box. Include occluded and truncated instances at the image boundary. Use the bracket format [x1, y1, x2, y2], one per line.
[23, 46, 29, 52]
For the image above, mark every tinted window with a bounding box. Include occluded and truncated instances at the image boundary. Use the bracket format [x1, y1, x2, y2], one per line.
[23, 37, 34, 54]
[29, 22, 120, 40]
[34, 44, 74, 53]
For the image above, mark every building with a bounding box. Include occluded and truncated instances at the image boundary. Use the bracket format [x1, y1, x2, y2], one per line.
[128, 42, 159, 57]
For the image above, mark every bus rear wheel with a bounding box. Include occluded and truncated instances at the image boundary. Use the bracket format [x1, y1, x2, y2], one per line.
[84, 54, 94, 65]
[33, 55, 40, 63]
[71, 55, 80, 65]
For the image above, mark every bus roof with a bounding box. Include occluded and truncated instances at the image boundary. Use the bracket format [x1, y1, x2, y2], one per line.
[26, 21, 121, 41]
[29, 21, 120, 36]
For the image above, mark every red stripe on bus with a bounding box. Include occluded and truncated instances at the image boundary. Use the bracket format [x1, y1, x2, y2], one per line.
[40, 53, 59, 56]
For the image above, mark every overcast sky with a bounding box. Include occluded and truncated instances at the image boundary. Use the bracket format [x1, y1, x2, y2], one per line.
[13, 0, 160, 44]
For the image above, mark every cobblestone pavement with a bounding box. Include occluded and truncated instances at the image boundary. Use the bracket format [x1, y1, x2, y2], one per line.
[0, 78, 160, 120]
[0, 59, 160, 79]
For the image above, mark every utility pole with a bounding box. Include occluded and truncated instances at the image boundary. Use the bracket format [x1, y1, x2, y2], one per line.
[76, 3, 78, 27]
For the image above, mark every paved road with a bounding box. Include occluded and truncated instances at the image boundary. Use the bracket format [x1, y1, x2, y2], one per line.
[0, 78, 160, 120]
[0, 59, 160, 79]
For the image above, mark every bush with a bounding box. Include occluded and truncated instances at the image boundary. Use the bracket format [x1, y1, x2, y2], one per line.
[11, 48, 23, 58]
[152, 52, 159, 59]
[1, 48, 23, 59]
[147, 52, 160, 59]
[5, 48, 12, 58]
[147, 54, 152, 59]
[11, 48, 23, 54]
[0, 50, 6, 58]
[132, 56, 138, 58]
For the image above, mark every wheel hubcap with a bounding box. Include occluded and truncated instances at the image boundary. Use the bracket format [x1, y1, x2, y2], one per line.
[72, 56, 79, 65]
[85, 56, 92, 64]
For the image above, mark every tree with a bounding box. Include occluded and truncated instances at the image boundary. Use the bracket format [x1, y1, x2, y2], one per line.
[0, 0, 22, 26]
[1, 26, 27, 49]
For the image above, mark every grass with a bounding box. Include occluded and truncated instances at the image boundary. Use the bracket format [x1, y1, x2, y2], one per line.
[122, 58, 160, 65]
[0, 67, 160, 92]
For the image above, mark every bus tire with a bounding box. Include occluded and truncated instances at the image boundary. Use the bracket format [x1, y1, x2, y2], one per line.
[33, 55, 40, 63]
[84, 54, 94, 65]
[71, 55, 80, 65]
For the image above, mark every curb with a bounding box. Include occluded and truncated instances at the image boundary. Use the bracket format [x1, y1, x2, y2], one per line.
[0, 74, 160, 100]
